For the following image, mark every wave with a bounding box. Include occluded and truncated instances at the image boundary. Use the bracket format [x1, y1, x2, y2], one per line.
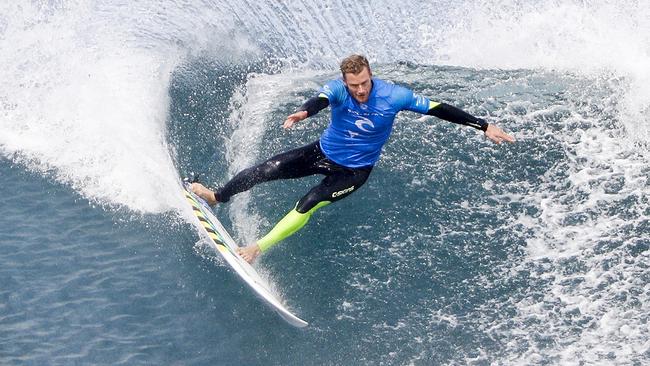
[1, 0, 648, 213]
[1, 1, 649, 364]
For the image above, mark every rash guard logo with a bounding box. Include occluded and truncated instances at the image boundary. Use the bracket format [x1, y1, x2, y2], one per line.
[355, 117, 374, 132]
[347, 117, 374, 139]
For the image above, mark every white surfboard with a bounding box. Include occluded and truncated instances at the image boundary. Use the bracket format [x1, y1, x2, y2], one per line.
[182, 182, 308, 328]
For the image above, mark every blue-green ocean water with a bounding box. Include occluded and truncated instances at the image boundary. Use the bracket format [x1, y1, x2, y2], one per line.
[2, 1, 650, 365]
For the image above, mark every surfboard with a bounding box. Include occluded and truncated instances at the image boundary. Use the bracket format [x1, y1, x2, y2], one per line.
[181, 181, 308, 328]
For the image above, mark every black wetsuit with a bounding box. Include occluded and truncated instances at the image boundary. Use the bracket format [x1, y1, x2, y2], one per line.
[216, 140, 372, 213]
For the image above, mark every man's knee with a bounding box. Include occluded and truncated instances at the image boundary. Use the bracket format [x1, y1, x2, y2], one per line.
[296, 189, 331, 213]
[252, 159, 282, 180]
[295, 198, 331, 215]
[296, 195, 320, 213]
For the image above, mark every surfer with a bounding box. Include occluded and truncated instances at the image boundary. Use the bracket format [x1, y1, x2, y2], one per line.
[192, 54, 515, 263]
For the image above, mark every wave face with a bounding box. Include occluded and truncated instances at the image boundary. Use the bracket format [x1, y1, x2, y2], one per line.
[1, 1, 649, 365]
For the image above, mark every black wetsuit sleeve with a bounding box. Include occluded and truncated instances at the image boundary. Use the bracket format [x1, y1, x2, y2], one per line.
[298, 95, 330, 117]
[427, 103, 489, 131]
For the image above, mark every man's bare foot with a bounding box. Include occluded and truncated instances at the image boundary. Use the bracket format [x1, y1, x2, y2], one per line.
[236, 244, 261, 264]
[191, 183, 217, 205]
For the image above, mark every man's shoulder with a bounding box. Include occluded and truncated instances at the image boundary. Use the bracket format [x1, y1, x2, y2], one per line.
[373, 78, 412, 104]
[324, 78, 345, 90]
[322, 78, 346, 94]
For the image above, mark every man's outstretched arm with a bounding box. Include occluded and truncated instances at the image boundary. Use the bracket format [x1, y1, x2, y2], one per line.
[427, 102, 515, 144]
[283, 94, 330, 129]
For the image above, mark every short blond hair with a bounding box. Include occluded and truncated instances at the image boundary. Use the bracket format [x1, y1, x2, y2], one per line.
[340, 54, 371, 76]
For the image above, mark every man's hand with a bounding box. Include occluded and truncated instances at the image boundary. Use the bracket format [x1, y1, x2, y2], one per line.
[485, 124, 515, 144]
[283, 111, 308, 129]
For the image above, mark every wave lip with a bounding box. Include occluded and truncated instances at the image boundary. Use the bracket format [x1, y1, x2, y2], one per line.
[0, 3, 186, 213]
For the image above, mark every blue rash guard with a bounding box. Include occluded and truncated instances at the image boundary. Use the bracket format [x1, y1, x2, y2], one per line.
[213, 76, 489, 253]
[318, 78, 431, 168]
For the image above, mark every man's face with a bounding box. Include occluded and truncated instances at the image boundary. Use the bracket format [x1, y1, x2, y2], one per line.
[343, 67, 372, 104]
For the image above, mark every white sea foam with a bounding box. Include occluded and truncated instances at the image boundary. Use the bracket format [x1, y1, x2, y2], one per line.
[413, 3, 650, 362]
[218, 70, 326, 308]
[433, 0, 650, 144]
[0, 3, 187, 212]
[0, 2, 256, 213]
[483, 84, 650, 364]
[223, 71, 324, 243]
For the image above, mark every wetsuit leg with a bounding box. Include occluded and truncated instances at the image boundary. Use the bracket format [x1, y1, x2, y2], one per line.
[295, 163, 373, 213]
[216, 141, 322, 202]
[256, 161, 372, 252]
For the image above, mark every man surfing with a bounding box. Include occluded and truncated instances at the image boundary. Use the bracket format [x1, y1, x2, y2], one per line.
[192, 54, 515, 263]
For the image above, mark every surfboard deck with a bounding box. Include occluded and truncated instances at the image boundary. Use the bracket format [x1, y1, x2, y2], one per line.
[181, 181, 308, 328]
